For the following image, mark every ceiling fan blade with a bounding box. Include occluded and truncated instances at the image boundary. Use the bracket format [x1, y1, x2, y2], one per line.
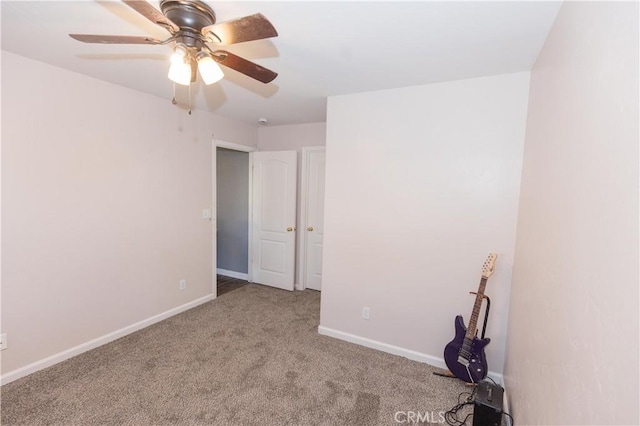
[212, 50, 277, 83]
[69, 34, 164, 44]
[122, 0, 180, 34]
[202, 13, 278, 45]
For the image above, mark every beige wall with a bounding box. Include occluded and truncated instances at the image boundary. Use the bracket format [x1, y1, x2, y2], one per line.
[320, 72, 530, 377]
[504, 2, 639, 424]
[1, 52, 257, 379]
[257, 122, 326, 152]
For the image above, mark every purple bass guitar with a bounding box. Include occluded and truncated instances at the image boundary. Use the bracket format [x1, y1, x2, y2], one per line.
[444, 253, 497, 383]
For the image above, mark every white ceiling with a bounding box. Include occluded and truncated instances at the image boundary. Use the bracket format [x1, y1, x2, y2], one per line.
[1, 1, 561, 126]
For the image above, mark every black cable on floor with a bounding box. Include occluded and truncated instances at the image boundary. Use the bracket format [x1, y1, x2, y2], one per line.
[444, 388, 476, 426]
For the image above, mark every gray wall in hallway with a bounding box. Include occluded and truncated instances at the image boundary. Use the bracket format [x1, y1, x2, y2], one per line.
[217, 148, 249, 274]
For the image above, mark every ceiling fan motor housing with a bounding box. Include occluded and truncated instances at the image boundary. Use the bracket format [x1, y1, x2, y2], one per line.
[160, 0, 216, 48]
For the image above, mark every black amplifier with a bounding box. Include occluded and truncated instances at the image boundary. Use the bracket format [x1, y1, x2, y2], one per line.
[472, 380, 504, 426]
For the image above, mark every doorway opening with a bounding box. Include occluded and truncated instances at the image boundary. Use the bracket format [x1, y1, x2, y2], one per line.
[215, 144, 252, 296]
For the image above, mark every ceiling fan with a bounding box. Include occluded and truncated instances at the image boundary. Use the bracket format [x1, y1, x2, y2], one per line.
[70, 0, 278, 87]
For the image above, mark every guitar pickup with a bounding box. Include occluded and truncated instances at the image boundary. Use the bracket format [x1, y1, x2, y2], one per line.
[457, 356, 470, 367]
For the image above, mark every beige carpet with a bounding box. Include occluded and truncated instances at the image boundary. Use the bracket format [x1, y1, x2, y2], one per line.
[1, 284, 472, 425]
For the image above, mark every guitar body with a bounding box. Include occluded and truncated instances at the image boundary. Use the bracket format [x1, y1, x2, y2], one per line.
[444, 315, 490, 383]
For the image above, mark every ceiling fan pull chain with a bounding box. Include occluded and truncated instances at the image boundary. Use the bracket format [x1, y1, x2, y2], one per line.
[188, 83, 192, 115]
[171, 82, 177, 105]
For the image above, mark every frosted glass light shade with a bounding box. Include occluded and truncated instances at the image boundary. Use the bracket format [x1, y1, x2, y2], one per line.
[168, 60, 191, 86]
[197, 55, 224, 85]
[170, 44, 188, 64]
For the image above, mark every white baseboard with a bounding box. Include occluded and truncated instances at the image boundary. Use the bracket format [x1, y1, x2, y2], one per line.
[503, 387, 512, 426]
[216, 268, 248, 280]
[317, 326, 503, 384]
[1, 294, 216, 386]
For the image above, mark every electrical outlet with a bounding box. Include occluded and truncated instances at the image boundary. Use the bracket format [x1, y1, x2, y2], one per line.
[362, 307, 370, 320]
[179, 279, 186, 290]
[1, 333, 7, 350]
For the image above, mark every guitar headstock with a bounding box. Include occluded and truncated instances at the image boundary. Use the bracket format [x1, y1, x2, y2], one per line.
[481, 253, 498, 278]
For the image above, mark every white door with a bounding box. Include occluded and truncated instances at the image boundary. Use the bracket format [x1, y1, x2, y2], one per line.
[304, 149, 326, 291]
[250, 151, 297, 291]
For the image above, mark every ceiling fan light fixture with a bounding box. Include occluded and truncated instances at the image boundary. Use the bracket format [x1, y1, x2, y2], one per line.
[197, 51, 224, 85]
[170, 43, 188, 64]
[168, 43, 191, 86]
[168, 59, 192, 86]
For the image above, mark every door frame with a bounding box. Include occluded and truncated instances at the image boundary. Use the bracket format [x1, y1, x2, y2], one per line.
[298, 146, 326, 290]
[212, 139, 256, 296]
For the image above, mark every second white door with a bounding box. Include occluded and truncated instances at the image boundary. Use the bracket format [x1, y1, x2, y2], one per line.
[250, 151, 297, 291]
[304, 149, 326, 291]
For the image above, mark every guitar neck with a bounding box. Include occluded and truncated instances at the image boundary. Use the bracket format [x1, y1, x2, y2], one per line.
[464, 277, 487, 341]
